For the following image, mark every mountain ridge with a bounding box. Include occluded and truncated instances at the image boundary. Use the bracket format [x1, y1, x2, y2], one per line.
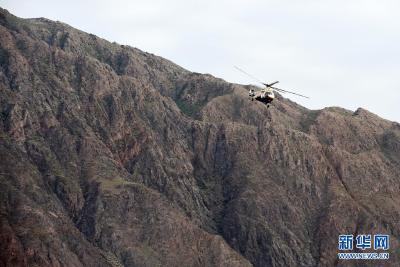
[0, 8, 399, 267]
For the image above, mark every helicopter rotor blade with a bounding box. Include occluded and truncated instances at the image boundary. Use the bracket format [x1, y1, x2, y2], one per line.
[271, 86, 309, 99]
[234, 66, 264, 84]
[263, 81, 279, 87]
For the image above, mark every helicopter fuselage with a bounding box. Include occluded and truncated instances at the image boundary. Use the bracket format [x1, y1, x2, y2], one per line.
[249, 88, 275, 105]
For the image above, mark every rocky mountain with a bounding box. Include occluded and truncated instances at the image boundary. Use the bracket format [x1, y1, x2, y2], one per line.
[0, 8, 399, 267]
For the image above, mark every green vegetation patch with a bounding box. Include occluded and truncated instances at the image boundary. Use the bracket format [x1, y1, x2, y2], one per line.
[175, 98, 201, 118]
[300, 110, 320, 132]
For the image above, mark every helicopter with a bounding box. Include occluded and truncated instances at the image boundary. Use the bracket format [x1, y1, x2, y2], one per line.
[235, 66, 309, 107]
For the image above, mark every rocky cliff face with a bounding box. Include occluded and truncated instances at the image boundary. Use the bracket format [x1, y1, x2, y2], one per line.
[0, 8, 399, 267]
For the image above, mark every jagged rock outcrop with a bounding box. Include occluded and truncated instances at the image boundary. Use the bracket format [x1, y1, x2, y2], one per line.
[0, 8, 399, 267]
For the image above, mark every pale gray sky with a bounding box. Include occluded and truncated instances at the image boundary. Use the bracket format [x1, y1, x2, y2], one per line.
[2, 0, 399, 122]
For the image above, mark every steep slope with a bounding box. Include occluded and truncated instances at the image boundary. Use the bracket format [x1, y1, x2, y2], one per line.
[1, 8, 399, 267]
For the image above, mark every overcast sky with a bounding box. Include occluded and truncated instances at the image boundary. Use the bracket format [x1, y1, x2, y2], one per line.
[2, 0, 399, 122]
